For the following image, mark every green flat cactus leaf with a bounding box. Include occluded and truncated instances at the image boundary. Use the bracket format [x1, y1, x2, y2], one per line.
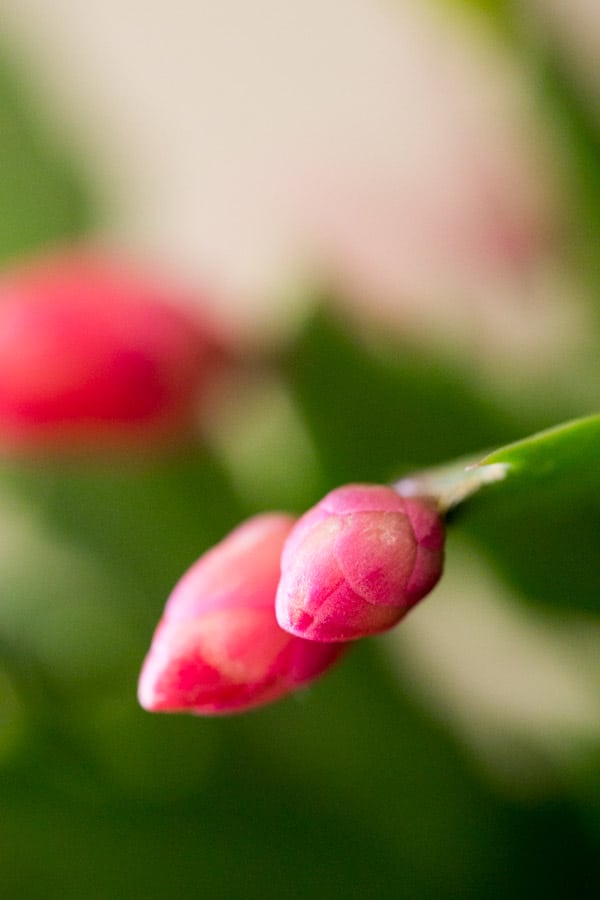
[404, 414, 600, 614]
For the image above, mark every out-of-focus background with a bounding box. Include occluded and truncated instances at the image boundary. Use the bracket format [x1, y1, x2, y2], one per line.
[0, 1, 599, 897]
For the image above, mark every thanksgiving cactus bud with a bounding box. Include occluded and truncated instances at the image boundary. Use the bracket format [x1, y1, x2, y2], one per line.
[138, 514, 345, 715]
[276, 484, 444, 642]
[0, 252, 224, 450]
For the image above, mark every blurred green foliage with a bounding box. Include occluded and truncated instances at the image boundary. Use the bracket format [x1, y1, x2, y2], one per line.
[450, 0, 600, 263]
[0, 53, 93, 265]
[0, 10, 599, 900]
[282, 309, 559, 489]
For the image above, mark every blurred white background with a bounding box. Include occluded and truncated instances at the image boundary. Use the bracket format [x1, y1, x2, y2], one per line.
[2, 0, 586, 366]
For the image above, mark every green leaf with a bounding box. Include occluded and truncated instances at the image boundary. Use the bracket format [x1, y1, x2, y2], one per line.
[477, 414, 600, 494]
[405, 414, 600, 614]
[400, 414, 600, 507]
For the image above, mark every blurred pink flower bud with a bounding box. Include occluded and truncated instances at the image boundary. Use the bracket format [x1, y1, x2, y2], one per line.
[0, 251, 225, 451]
[276, 484, 444, 642]
[138, 514, 345, 715]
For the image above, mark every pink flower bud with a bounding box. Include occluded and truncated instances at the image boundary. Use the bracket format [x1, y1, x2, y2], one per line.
[138, 514, 345, 715]
[0, 252, 225, 451]
[276, 484, 444, 642]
